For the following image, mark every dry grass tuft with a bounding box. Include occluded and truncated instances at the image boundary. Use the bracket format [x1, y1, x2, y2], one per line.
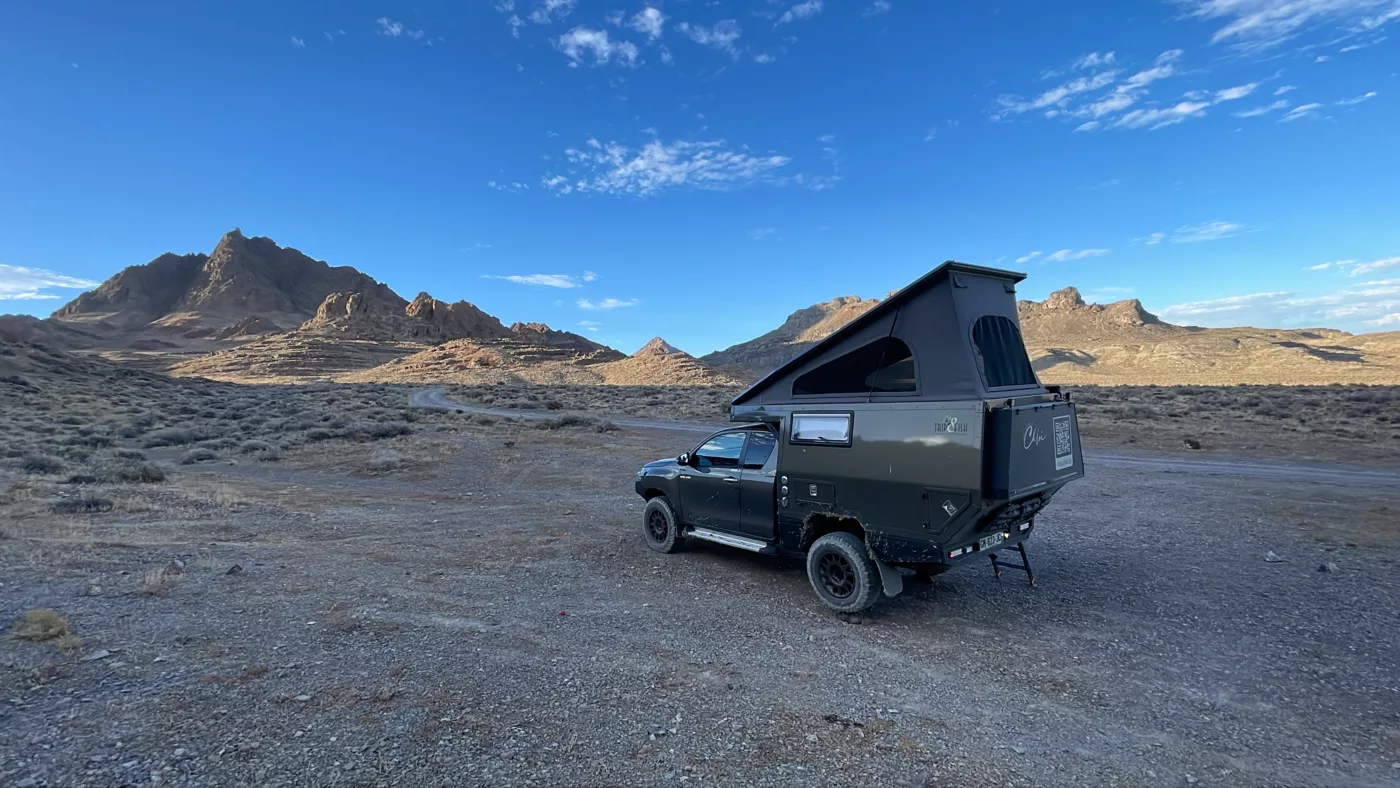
[22, 453, 64, 475]
[136, 563, 183, 596]
[10, 609, 83, 653]
[180, 447, 220, 465]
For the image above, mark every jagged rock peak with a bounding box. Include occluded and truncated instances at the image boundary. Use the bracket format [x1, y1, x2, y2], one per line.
[635, 337, 684, 357]
[1045, 287, 1086, 309]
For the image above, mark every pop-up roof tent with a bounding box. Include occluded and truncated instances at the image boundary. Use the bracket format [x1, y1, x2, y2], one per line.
[732, 262, 1045, 412]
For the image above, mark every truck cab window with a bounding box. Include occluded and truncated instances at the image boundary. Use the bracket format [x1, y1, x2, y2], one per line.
[792, 337, 916, 396]
[742, 431, 776, 469]
[972, 316, 1038, 388]
[695, 433, 745, 468]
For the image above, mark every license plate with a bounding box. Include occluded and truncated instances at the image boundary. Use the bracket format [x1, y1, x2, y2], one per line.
[978, 532, 1005, 552]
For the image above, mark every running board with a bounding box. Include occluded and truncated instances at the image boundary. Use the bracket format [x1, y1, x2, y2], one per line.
[685, 527, 774, 553]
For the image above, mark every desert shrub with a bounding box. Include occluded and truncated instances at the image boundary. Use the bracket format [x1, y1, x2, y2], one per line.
[255, 448, 282, 462]
[239, 440, 274, 455]
[304, 428, 336, 442]
[64, 433, 114, 448]
[22, 453, 64, 475]
[367, 421, 413, 439]
[198, 437, 238, 451]
[143, 427, 205, 448]
[52, 491, 116, 514]
[180, 448, 219, 465]
[535, 415, 592, 430]
[595, 420, 620, 433]
[113, 449, 147, 461]
[365, 448, 403, 474]
[107, 461, 166, 484]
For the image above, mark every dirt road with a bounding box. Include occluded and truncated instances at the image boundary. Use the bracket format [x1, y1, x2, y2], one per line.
[4, 400, 1400, 787]
[412, 387, 1400, 489]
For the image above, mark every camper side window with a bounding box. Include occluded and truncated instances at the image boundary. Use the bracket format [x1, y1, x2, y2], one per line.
[791, 337, 916, 396]
[972, 316, 1038, 388]
[791, 413, 852, 446]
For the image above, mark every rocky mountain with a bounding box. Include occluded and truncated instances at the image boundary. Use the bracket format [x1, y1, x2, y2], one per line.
[635, 337, 684, 356]
[700, 296, 881, 376]
[51, 229, 399, 336]
[702, 284, 1400, 386]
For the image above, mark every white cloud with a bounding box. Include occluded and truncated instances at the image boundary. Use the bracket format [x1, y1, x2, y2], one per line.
[1015, 251, 1042, 263]
[543, 138, 792, 197]
[1336, 90, 1378, 105]
[1350, 256, 1400, 275]
[1074, 51, 1117, 70]
[0, 264, 98, 301]
[863, 0, 892, 15]
[1113, 100, 1212, 129]
[747, 227, 779, 241]
[507, 15, 526, 37]
[1234, 99, 1290, 117]
[995, 70, 1119, 117]
[1160, 278, 1400, 330]
[1144, 232, 1166, 245]
[1315, 54, 1333, 61]
[675, 20, 742, 58]
[659, 45, 674, 64]
[1177, 0, 1400, 51]
[923, 126, 937, 141]
[1309, 260, 1351, 270]
[1279, 102, 1324, 121]
[376, 18, 425, 39]
[528, 0, 576, 24]
[1044, 248, 1111, 262]
[1214, 82, 1259, 101]
[291, 36, 306, 48]
[487, 180, 530, 192]
[482, 273, 597, 288]
[1373, 312, 1400, 326]
[754, 52, 777, 64]
[578, 298, 638, 310]
[628, 7, 666, 40]
[1171, 220, 1245, 242]
[1275, 84, 1297, 95]
[1075, 121, 1102, 132]
[579, 319, 601, 327]
[495, 0, 515, 11]
[556, 27, 640, 67]
[778, 0, 824, 24]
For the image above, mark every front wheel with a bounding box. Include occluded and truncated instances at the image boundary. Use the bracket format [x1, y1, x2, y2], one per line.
[641, 496, 684, 553]
[806, 532, 881, 613]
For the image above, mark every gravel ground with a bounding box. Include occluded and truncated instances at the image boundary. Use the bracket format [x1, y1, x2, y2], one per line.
[3, 415, 1399, 787]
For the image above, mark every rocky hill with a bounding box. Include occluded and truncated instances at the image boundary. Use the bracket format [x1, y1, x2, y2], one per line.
[51, 229, 399, 336]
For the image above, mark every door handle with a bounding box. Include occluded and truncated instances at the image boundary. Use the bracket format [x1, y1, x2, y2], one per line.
[724, 477, 739, 484]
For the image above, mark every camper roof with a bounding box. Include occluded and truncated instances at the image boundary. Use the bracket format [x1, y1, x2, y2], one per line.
[731, 261, 1041, 409]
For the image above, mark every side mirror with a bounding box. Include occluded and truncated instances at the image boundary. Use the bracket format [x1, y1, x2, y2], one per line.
[677, 453, 690, 466]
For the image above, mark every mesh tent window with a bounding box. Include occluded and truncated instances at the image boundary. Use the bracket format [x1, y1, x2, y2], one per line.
[792, 337, 916, 396]
[971, 315, 1037, 388]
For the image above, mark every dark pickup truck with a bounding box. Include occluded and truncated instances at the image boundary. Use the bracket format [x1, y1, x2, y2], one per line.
[634, 262, 1084, 613]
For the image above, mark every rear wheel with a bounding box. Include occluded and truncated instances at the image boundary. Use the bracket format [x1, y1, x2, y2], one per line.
[642, 496, 683, 553]
[806, 532, 881, 613]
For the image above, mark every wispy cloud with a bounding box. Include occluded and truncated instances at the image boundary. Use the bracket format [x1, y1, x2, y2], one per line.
[1143, 231, 1167, 245]
[1000, 48, 1274, 132]
[863, 1, 892, 16]
[1275, 85, 1297, 95]
[1015, 251, 1042, 263]
[291, 36, 306, 48]
[747, 227, 779, 241]
[628, 7, 666, 39]
[1336, 90, 1378, 105]
[1279, 102, 1324, 121]
[541, 137, 792, 197]
[1234, 98, 1290, 117]
[1349, 257, 1400, 276]
[1309, 260, 1352, 270]
[1170, 220, 1245, 242]
[578, 297, 638, 310]
[556, 27, 640, 67]
[675, 20, 742, 58]
[376, 18, 425, 40]
[1044, 248, 1111, 262]
[482, 272, 595, 288]
[0, 264, 98, 301]
[487, 180, 530, 193]
[528, 0, 577, 24]
[1160, 278, 1400, 329]
[778, 0, 824, 24]
[1176, 0, 1400, 51]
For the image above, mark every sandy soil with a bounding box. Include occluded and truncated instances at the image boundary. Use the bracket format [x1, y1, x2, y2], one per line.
[4, 386, 1400, 787]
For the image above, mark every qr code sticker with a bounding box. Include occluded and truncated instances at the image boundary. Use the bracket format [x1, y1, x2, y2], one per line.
[1053, 415, 1073, 470]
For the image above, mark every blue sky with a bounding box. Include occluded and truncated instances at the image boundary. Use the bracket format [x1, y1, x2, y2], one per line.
[1, 0, 1398, 354]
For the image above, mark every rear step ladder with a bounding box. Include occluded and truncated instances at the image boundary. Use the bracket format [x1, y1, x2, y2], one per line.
[989, 543, 1035, 586]
[685, 527, 775, 554]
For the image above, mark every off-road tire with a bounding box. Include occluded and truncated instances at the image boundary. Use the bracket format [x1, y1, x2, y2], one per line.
[806, 532, 881, 613]
[642, 496, 683, 554]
